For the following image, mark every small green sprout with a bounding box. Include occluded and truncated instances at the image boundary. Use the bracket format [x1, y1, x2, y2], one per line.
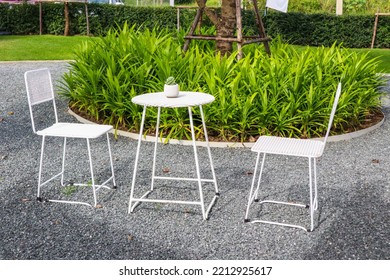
[165, 76, 176, 85]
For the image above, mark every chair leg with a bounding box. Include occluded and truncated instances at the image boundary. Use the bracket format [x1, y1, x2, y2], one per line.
[106, 133, 117, 188]
[253, 153, 266, 202]
[37, 136, 66, 202]
[37, 136, 46, 201]
[36, 134, 115, 207]
[313, 157, 318, 211]
[308, 157, 318, 232]
[245, 152, 266, 222]
[60, 137, 67, 187]
[245, 154, 315, 232]
[128, 105, 147, 214]
[86, 138, 98, 207]
[244, 152, 260, 222]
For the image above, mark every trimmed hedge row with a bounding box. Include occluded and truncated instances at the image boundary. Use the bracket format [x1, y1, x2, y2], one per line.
[0, 4, 181, 35]
[260, 12, 390, 48]
[0, 3, 389, 48]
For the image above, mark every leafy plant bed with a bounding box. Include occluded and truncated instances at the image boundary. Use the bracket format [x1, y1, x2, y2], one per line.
[68, 105, 385, 143]
[59, 24, 386, 142]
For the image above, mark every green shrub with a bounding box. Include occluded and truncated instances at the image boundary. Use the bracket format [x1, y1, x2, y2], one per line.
[59, 24, 385, 141]
[174, 0, 195, 5]
[259, 12, 390, 48]
[5, 3, 38, 34]
[0, 3, 389, 48]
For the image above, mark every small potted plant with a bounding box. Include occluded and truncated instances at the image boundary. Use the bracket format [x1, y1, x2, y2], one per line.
[164, 76, 179, 98]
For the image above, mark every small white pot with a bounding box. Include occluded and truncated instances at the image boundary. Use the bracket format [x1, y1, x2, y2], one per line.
[164, 84, 179, 98]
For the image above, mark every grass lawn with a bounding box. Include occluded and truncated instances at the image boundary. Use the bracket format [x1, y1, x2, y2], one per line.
[0, 34, 389, 73]
[355, 48, 390, 74]
[0, 35, 95, 61]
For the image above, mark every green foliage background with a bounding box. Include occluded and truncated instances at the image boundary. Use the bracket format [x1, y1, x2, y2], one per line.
[0, 3, 389, 48]
[59, 24, 385, 141]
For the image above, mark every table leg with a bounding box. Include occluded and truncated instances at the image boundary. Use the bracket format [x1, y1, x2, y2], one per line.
[151, 107, 161, 191]
[199, 105, 220, 218]
[199, 105, 219, 194]
[188, 106, 207, 219]
[128, 105, 147, 213]
[129, 103, 218, 220]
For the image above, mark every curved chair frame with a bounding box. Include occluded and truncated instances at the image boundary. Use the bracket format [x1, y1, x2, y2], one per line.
[245, 83, 342, 231]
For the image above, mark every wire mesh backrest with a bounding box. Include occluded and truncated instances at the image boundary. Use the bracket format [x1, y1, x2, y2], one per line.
[323, 83, 342, 145]
[25, 68, 58, 133]
[25, 68, 54, 105]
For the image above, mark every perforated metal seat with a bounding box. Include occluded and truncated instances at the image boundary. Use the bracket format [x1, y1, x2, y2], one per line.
[251, 136, 325, 158]
[37, 123, 112, 139]
[25, 68, 117, 207]
[245, 83, 342, 232]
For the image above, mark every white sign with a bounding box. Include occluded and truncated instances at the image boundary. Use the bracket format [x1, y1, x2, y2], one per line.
[266, 0, 289, 13]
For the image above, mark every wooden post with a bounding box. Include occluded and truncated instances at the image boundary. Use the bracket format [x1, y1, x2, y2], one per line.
[371, 11, 379, 49]
[85, 1, 90, 36]
[64, 1, 70, 36]
[182, 2, 270, 57]
[177, 7, 180, 31]
[370, 12, 390, 49]
[252, 0, 271, 56]
[183, 8, 203, 53]
[198, 10, 202, 33]
[39, 2, 42, 35]
[236, 0, 243, 60]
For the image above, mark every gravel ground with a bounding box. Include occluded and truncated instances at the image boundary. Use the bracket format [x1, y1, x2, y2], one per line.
[0, 61, 389, 260]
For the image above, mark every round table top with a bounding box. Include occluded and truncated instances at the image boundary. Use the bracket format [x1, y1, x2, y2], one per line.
[131, 91, 215, 108]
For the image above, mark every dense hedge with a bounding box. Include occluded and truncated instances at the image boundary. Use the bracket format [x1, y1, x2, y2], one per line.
[0, 3, 181, 35]
[260, 12, 390, 48]
[0, 3, 389, 48]
[174, 0, 194, 4]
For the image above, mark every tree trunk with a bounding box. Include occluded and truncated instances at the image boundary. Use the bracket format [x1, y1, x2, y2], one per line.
[64, 2, 70, 36]
[196, 0, 237, 56]
[216, 0, 236, 55]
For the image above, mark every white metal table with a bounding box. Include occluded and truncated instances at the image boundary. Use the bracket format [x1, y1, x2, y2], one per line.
[128, 91, 219, 220]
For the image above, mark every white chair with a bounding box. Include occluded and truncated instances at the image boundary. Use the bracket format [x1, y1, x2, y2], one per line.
[245, 83, 342, 232]
[25, 68, 117, 207]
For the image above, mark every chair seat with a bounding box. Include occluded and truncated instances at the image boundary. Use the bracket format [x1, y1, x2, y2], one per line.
[251, 136, 325, 158]
[37, 123, 113, 139]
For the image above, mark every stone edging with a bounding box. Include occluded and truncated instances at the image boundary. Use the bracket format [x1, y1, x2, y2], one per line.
[68, 109, 385, 148]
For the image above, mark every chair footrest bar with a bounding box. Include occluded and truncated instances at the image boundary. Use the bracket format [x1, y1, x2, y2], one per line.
[73, 183, 113, 191]
[250, 219, 308, 232]
[44, 198, 93, 207]
[132, 198, 202, 206]
[130, 190, 219, 219]
[100, 176, 116, 188]
[40, 172, 64, 188]
[153, 176, 215, 183]
[259, 200, 308, 208]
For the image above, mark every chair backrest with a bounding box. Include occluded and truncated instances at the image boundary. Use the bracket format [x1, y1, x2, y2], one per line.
[323, 83, 342, 145]
[25, 68, 58, 133]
